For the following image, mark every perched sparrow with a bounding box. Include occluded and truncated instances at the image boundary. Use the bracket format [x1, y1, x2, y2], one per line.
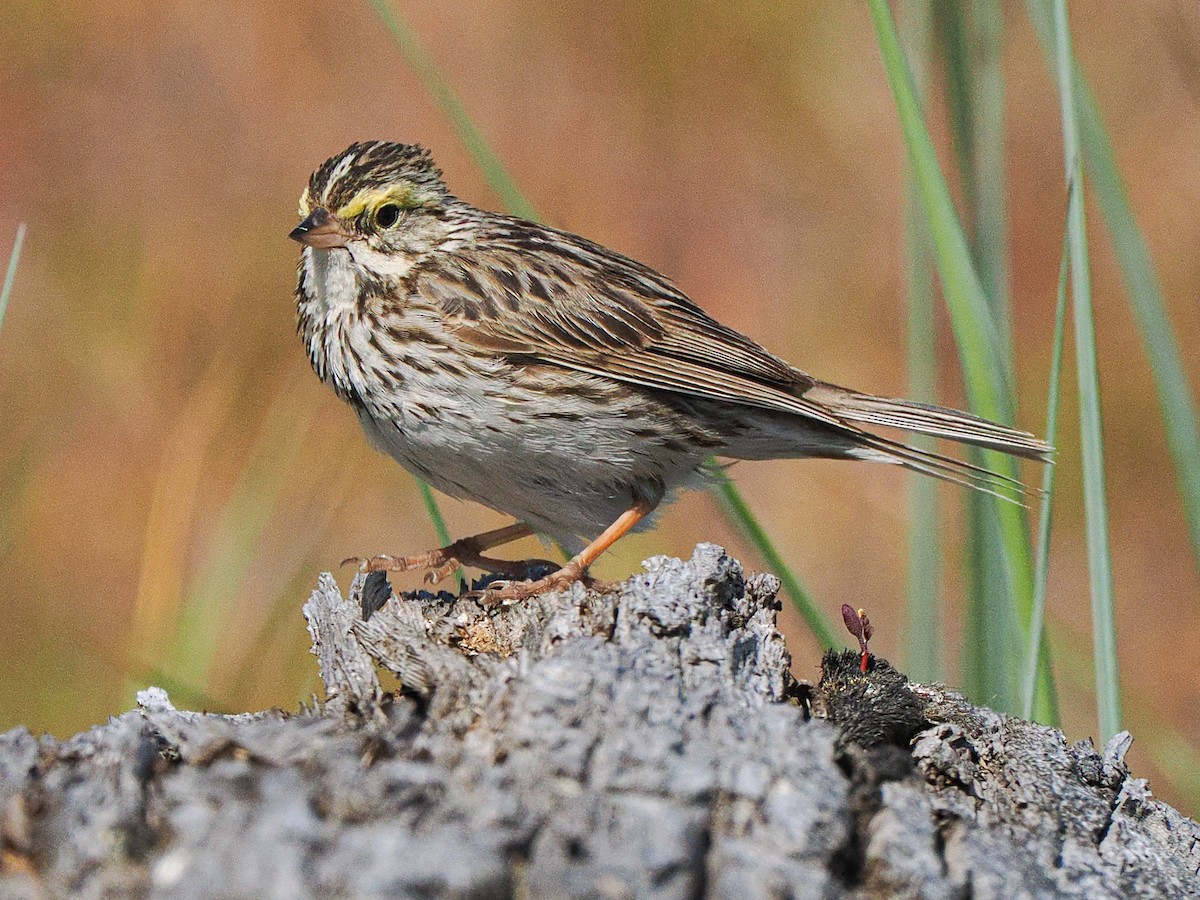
[292, 141, 1050, 602]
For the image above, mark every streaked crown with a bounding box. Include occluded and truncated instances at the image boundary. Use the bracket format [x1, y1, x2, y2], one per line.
[299, 142, 450, 219]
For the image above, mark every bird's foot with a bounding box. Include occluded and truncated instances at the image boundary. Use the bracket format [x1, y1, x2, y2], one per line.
[344, 548, 559, 587]
[343, 549, 457, 580]
[343, 523, 539, 586]
[471, 562, 614, 604]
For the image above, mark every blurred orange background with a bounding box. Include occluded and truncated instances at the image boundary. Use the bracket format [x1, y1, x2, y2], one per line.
[2, 2, 1198, 811]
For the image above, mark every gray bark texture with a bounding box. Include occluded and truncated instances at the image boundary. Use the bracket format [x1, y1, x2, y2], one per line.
[1, 544, 1197, 898]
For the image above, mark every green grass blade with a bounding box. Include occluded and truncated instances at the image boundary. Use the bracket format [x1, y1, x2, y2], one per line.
[169, 379, 316, 689]
[1051, 0, 1121, 741]
[964, 506, 1019, 705]
[1081, 102, 1200, 583]
[900, 0, 942, 682]
[363, 0, 538, 221]
[363, 0, 536, 555]
[713, 474, 837, 648]
[1022, 214, 1071, 720]
[1023, 2, 1200, 583]
[932, 3, 976, 217]
[0, 223, 30, 570]
[955, 5, 1058, 721]
[969, 1, 1013, 355]
[934, 2, 1027, 709]
[966, 5, 1024, 710]
[370, 5, 831, 644]
[0, 223, 27, 337]
[869, 0, 1047, 716]
[417, 479, 461, 589]
[869, 0, 1010, 412]
[417, 481, 452, 548]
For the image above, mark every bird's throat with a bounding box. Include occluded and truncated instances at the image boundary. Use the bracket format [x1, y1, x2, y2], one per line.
[302, 246, 359, 316]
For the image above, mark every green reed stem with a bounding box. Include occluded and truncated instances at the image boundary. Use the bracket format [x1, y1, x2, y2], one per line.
[1024, 0, 1200, 597]
[1023, 212, 1070, 720]
[418, 480, 462, 588]
[714, 474, 837, 648]
[1050, 0, 1121, 741]
[870, 0, 1053, 717]
[364, 0, 538, 221]
[935, 1, 1013, 707]
[900, 0, 942, 682]
[370, 2, 830, 640]
[170, 378, 316, 690]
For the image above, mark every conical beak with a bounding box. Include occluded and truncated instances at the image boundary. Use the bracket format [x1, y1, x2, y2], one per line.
[289, 208, 350, 249]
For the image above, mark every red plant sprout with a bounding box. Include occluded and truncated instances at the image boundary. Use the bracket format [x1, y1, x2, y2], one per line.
[840, 604, 874, 673]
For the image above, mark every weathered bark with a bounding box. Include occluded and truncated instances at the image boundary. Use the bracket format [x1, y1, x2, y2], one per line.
[1, 545, 1197, 898]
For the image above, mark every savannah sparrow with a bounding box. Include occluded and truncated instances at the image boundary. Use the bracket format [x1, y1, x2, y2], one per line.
[291, 141, 1050, 602]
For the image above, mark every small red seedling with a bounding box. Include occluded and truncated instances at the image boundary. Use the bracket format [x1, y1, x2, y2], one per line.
[840, 604, 874, 673]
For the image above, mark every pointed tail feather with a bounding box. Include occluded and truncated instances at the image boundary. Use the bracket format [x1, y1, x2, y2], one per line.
[806, 384, 1054, 462]
[849, 433, 1037, 504]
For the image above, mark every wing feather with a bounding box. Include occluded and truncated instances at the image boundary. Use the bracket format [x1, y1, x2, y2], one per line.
[413, 216, 1050, 470]
[422, 223, 815, 413]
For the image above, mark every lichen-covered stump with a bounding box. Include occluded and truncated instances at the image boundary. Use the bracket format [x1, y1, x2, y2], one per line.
[1, 545, 1197, 897]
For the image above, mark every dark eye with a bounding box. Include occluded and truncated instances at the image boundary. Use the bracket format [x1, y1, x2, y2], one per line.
[374, 203, 401, 228]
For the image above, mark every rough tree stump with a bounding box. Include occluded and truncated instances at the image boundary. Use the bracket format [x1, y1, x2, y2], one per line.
[1, 545, 1197, 897]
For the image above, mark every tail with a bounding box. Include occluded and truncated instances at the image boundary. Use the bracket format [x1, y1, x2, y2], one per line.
[805, 383, 1053, 499]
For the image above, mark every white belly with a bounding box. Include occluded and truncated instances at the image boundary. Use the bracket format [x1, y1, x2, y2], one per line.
[352, 361, 709, 546]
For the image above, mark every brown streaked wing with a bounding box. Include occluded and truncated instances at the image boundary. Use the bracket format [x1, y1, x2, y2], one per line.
[418, 226, 824, 420]
[554, 354, 847, 430]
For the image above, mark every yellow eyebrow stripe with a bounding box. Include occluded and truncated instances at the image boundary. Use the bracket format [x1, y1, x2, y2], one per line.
[335, 182, 426, 220]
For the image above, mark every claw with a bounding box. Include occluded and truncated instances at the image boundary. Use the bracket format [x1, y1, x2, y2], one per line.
[349, 554, 432, 575]
[346, 554, 409, 573]
[425, 559, 460, 585]
[343, 522, 547, 602]
[364, 555, 398, 573]
[470, 569, 583, 605]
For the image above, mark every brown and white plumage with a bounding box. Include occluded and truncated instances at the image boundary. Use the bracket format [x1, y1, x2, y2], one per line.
[292, 141, 1051, 600]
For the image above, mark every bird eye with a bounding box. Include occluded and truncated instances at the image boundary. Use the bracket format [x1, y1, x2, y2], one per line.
[374, 203, 401, 229]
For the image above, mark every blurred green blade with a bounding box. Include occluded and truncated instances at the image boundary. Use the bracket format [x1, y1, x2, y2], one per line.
[1024, 2, 1200, 582]
[869, 0, 1048, 716]
[1051, 0, 1121, 740]
[170, 379, 316, 689]
[1022, 210, 1071, 720]
[935, 2, 1028, 710]
[0, 223, 27, 336]
[901, 0, 941, 682]
[932, 2, 976, 221]
[966, 1, 1012, 351]
[1082, 106, 1200, 580]
[869, 0, 1009, 415]
[369, 0, 829, 644]
[418, 480, 452, 549]
[714, 475, 837, 648]
[417, 480, 461, 589]
[364, 0, 538, 221]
